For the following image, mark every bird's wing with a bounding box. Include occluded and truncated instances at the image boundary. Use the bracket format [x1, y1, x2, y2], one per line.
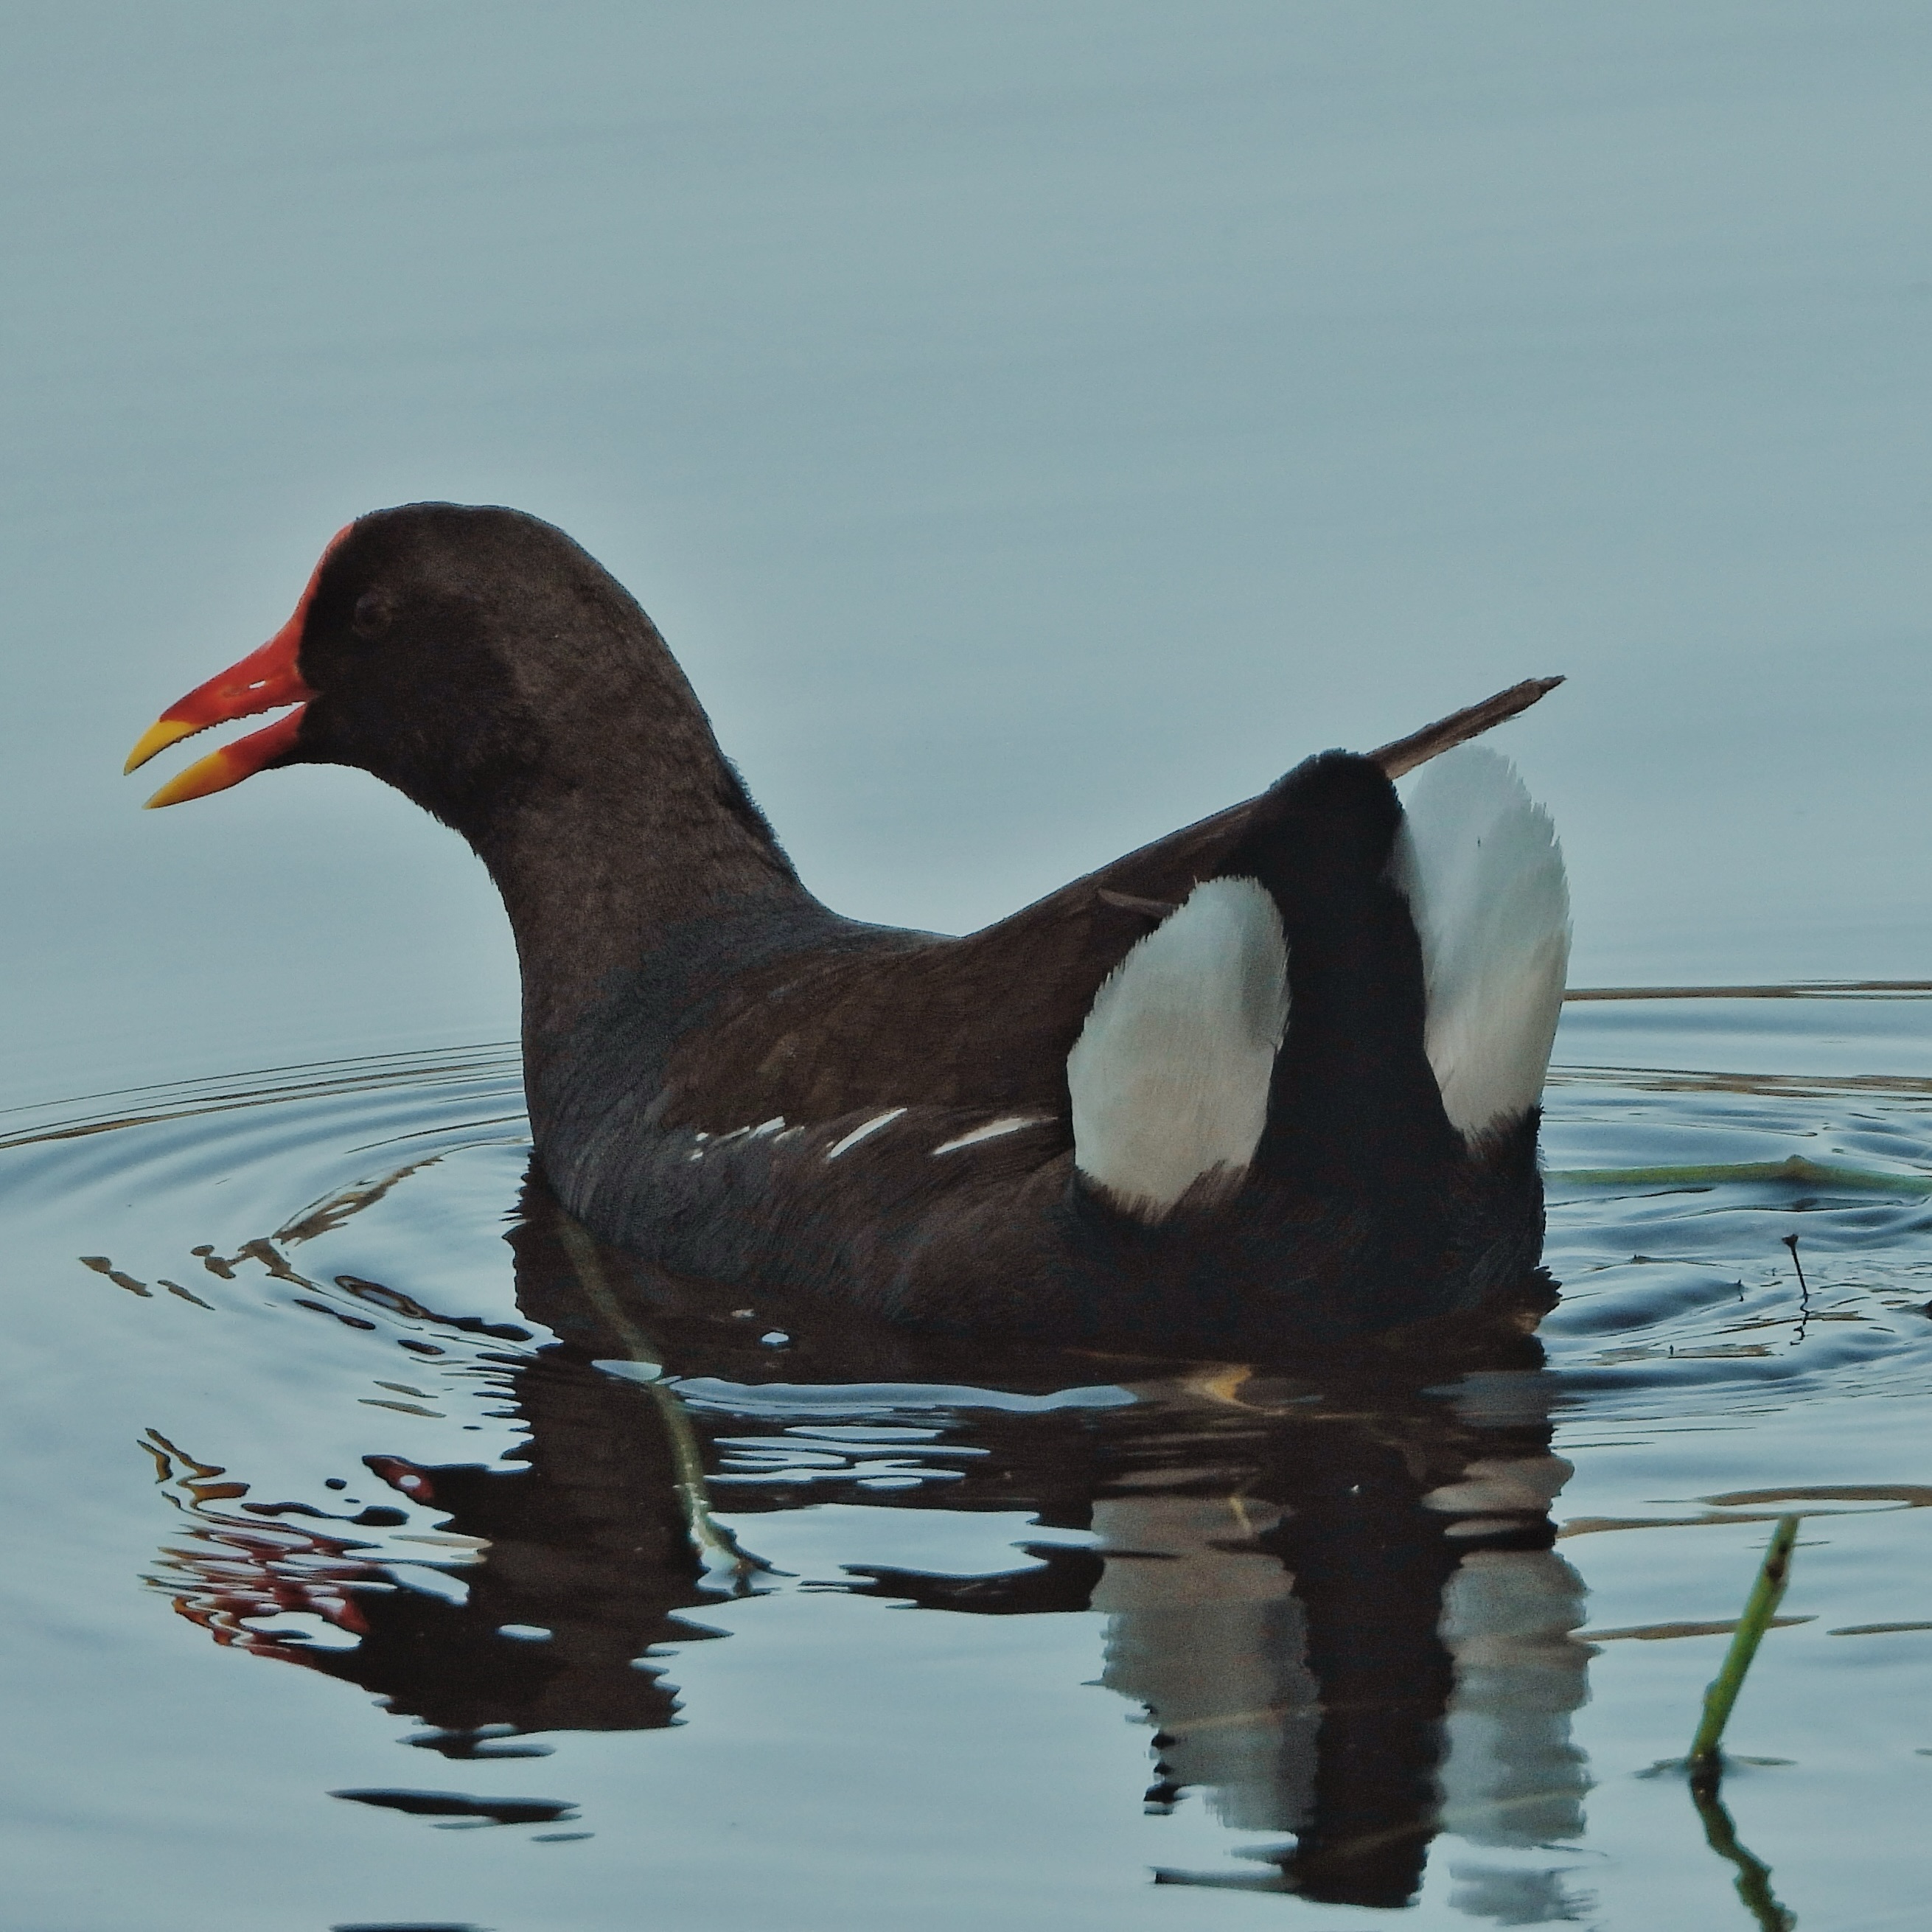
[657, 793, 1265, 1128]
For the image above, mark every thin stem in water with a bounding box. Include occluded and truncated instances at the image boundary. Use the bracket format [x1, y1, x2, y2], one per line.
[1689, 1779, 1798, 1932]
[1689, 1515, 1801, 1772]
[555, 1213, 776, 1589]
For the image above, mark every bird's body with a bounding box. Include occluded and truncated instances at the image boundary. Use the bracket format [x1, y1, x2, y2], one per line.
[128, 503, 1569, 1357]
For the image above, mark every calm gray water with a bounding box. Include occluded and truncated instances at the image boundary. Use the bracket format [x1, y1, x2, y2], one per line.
[3, 993, 1931, 1930]
[4, 9, 1931, 1928]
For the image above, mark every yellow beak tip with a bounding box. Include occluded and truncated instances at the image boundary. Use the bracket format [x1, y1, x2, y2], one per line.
[125, 717, 198, 776]
[143, 762, 217, 811]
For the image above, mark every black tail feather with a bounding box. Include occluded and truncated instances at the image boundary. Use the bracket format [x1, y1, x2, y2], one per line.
[1225, 753, 1460, 1195]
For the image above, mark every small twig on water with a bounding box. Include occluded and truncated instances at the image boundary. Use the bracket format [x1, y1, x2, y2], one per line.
[1782, 1233, 1811, 1346]
[1689, 1515, 1801, 1777]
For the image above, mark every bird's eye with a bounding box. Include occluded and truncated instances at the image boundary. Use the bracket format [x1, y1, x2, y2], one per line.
[351, 590, 393, 640]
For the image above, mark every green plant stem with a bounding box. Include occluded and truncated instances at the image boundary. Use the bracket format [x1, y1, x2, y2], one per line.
[1553, 1156, 1932, 1193]
[555, 1213, 774, 1587]
[1689, 1515, 1801, 1773]
[1689, 1779, 1797, 1932]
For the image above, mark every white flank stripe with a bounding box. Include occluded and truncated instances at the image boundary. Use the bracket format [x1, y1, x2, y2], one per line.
[825, 1108, 907, 1160]
[1066, 876, 1289, 1222]
[1393, 745, 1571, 1142]
[931, 1115, 1049, 1157]
[704, 1116, 786, 1148]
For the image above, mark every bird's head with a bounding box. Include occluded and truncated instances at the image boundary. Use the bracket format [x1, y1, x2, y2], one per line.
[125, 503, 679, 837]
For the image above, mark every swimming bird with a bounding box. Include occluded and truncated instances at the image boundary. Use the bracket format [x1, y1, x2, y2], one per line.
[125, 504, 1569, 1356]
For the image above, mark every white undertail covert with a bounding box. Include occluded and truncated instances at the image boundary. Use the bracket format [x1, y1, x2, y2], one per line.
[1067, 876, 1290, 1222]
[1392, 746, 1570, 1143]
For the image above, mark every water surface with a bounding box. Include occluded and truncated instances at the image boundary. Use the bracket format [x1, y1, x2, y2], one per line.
[4, 994, 1931, 1929]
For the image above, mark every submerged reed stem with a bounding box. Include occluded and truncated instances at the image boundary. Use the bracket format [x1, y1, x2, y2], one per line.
[1689, 1779, 1798, 1932]
[555, 1211, 775, 1587]
[1689, 1514, 1801, 1776]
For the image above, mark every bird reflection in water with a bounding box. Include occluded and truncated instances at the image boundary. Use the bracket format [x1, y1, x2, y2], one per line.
[145, 1175, 1591, 1911]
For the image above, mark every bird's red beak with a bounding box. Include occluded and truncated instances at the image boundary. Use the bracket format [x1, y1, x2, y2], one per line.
[125, 526, 350, 808]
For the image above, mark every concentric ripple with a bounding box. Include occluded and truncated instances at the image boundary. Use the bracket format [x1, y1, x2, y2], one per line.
[5, 997, 1932, 1929]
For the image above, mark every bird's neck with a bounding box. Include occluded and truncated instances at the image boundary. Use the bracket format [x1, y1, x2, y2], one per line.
[453, 711, 820, 1131]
